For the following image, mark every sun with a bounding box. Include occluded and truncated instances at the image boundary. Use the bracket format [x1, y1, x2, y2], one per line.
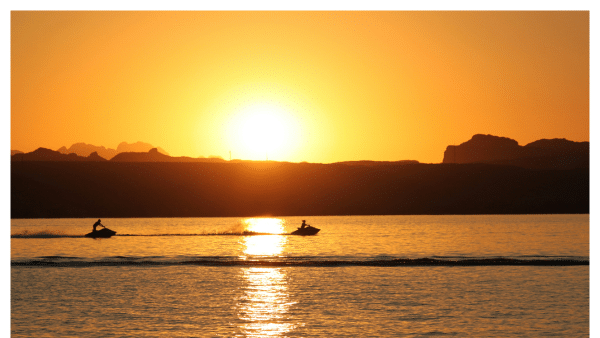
[227, 103, 299, 161]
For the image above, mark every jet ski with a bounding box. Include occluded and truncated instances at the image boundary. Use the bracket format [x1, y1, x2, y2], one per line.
[85, 227, 117, 238]
[290, 225, 320, 236]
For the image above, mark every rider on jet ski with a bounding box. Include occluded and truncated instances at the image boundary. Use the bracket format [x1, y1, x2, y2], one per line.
[92, 219, 105, 232]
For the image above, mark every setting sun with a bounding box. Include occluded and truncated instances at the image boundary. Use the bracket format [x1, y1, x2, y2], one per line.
[226, 103, 300, 161]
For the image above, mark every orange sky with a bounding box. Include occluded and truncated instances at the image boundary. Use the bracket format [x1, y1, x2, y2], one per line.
[11, 11, 589, 163]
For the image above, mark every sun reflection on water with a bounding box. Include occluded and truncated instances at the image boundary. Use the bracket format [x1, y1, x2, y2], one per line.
[237, 268, 297, 337]
[240, 218, 288, 258]
[243, 235, 287, 257]
[236, 218, 297, 336]
[243, 218, 286, 234]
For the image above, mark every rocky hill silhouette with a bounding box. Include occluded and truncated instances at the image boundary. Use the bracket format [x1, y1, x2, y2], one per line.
[110, 148, 171, 162]
[55, 141, 169, 160]
[116, 141, 169, 156]
[14, 146, 226, 163]
[87, 151, 107, 161]
[10, 133, 590, 217]
[443, 134, 588, 169]
[110, 148, 226, 162]
[57, 143, 118, 160]
[11, 150, 23, 156]
[11, 148, 107, 162]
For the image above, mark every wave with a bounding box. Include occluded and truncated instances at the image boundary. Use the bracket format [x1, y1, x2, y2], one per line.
[11, 256, 589, 267]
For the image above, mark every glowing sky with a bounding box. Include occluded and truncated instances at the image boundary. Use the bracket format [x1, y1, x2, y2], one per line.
[11, 11, 589, 163]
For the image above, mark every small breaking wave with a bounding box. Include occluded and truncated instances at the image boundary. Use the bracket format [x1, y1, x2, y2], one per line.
[11, 256, 589, 267]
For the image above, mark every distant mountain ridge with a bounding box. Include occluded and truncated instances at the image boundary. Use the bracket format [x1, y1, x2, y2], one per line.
[57, 143, 117, 160]
[11, 134, 589, 169]
[116, 142, 169, 156]
[111, 148, 225, 163]
[11, 148, 108, 162]
[443, 134, 588, 169]
[11, 134, 589, 217]
[12, 147, 226, 163]
[55, 141, 169, 160]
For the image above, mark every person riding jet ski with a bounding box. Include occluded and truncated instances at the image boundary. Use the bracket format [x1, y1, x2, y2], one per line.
[291, 220, 320, 235]
[92, 219, 105, 232]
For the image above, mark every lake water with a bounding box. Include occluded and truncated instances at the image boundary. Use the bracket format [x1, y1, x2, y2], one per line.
[11, 215, 589, 337]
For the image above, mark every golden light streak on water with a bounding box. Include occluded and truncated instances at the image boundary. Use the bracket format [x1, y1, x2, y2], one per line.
[240, 218, 288, 257]
[243, 218, 286, 234]
[236, 218, 296, 336]
[237, 268, 297, 337]
[243, 235, 287, 257]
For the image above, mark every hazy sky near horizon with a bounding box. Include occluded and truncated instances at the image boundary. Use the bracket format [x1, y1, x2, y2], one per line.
[11, 11, 589, 163]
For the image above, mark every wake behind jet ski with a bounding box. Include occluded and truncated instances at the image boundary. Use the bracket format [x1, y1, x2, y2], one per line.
[290, 220, 320, 236]
[85, 219, 117, 238]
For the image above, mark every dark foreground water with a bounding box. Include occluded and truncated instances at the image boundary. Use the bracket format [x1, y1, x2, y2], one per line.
[11, 215, 589, 337]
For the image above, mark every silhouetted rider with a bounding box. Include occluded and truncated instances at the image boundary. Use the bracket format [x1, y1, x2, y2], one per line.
[300, 220, 308, 229]
[93, 219, 105, 232]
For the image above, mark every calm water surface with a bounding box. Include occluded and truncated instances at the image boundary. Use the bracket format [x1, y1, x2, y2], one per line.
[11, 215, 589, 337]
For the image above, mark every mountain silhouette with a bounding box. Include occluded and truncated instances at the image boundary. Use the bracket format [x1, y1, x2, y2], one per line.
[11, 147, 107, 162]
[11, 150, 23, 156]
[13, 147, 226, 163]
[111, 148, 226, 162]
[87, 151, 108, 161]
[11, 133, 589, 217]
[116, 141, 169, 156]
[57, 142, 117, 160]
[13, 134, 588, 169]
[54, 141, 169, 160]
[111, 148, 172, 162]
[443, 134, 588, 169]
